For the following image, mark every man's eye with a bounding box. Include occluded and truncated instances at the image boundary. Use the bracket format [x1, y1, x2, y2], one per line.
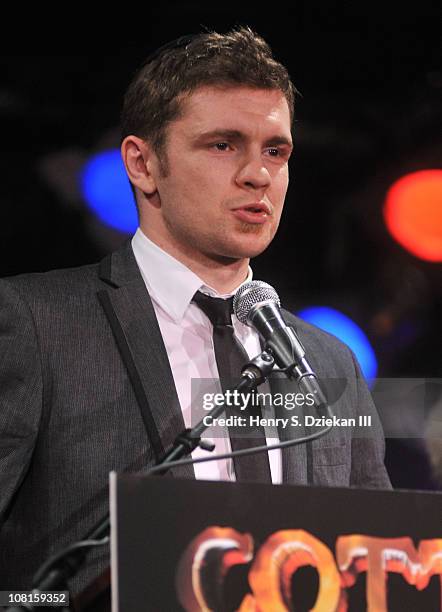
[267, 148, 280, 157]
[212, 142, 231, 151]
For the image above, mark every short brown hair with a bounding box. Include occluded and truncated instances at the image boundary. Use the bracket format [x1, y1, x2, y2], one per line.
[121, 26, 297, 171]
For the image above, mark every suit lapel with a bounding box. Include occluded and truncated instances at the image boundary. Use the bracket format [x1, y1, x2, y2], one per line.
[97, 242, 194, 479]
[268, 374, 309, 485]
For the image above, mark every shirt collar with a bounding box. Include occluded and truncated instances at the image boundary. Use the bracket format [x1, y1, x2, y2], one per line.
[131, 228, 253, 322]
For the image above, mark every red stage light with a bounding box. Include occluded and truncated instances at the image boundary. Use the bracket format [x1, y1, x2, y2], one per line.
[383, 169, 442, 262]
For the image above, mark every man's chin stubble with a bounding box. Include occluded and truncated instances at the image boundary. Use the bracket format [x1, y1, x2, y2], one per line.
[236, 221, 270, 234]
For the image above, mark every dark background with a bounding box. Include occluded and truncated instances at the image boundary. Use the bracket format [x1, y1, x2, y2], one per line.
[1, 4, 441, 488]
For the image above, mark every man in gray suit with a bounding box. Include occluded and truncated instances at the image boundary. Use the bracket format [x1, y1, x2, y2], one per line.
[0, 28, 391, 594]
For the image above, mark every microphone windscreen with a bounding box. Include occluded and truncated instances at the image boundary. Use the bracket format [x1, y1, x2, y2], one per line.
[233, 281, 280, 325]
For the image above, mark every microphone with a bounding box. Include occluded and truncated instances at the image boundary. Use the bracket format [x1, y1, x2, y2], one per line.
[233, 281, 328, 410]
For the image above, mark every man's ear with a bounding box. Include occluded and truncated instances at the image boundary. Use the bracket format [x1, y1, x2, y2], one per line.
[121, 136, 158, 195]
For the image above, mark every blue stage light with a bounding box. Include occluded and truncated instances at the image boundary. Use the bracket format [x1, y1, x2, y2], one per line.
[81, 150, 137, 233]
[297, 306, 378, 382]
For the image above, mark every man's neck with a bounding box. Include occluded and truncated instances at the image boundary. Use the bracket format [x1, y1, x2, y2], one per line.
[192, 259, 250, 294]
[140, 229, 250, 294]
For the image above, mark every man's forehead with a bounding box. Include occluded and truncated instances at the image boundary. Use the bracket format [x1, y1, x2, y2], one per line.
[175, 85, 292, 136]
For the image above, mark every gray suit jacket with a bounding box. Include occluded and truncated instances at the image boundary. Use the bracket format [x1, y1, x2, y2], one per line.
[0, 241, 390, 592]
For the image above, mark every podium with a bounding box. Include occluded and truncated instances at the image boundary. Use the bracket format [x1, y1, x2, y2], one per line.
[76, 476, 442, 611]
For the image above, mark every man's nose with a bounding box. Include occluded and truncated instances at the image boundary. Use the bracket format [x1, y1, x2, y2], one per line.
[235, 154, 271, 191]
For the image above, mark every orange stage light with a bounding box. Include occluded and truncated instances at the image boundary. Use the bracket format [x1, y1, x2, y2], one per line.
[383, 169, 442, 262]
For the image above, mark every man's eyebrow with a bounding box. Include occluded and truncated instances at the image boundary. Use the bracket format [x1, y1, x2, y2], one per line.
[192, 129, 245, 143]
[193, 129, 293, 149]
[264, 135, 294, 149]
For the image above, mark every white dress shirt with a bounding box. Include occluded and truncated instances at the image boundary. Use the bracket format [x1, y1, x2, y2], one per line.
[131, 228, 281, 483]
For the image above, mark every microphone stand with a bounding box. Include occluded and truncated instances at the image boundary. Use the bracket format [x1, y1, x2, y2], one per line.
[7, 351, 276, 612]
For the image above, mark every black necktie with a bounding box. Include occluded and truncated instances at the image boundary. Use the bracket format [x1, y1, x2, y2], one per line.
[192, 290, 272, 482]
